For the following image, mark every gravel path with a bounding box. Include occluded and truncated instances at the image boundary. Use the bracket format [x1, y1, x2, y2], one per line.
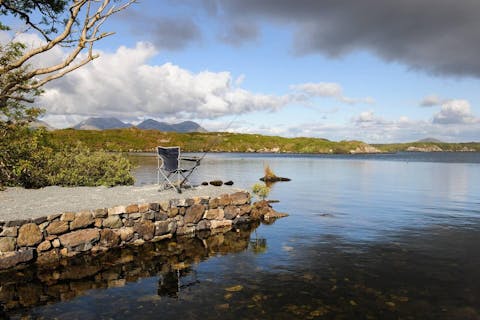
[0, 185, 242, 222]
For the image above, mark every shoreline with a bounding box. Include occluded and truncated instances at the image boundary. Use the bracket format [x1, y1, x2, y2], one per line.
[0, 185, 241, 222]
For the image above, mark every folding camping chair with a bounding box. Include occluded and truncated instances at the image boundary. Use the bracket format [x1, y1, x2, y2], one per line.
[156, 146, 201, 193]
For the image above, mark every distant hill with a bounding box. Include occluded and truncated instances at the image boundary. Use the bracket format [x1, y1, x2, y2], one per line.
[30, 120, 55, 131]
[416, 137, 444, 143]
[73, 117, 132, 130]
[136, 119, 206, 132]
[136, 119, 175, 131]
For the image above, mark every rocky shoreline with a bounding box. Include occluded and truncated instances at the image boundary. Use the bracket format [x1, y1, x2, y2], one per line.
[0, 188, 286, 270]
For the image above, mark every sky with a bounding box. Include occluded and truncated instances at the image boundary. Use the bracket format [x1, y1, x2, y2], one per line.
[4, 0, 480, 143]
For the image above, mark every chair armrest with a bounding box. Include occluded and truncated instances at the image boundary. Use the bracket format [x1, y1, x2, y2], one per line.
[180, 156, 201, 162]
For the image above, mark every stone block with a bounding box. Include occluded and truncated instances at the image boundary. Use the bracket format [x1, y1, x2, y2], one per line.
[239, 204, 252, 216]
[0, 250, 34, 270]
[152, 234, 172, 242]
[52, 239, 61, 248]
[0, 226, 18, 237]
[103, 216, 123, 229]
[168, 207, 179, 218]
[204, 208, 224, 220]
[159, 201, 170, 211]
[149, 203, 160, 212]
[5, 219, 29, 227]
[184, 204, 205, 224]
[99, 229, 121, 247]
[134, 220, 155, 241]
[93, 208, 108, 218]
[17, 223, 43, 247]
[37, 240, 52, 252]
[176, 225, 195, 235]
[47, 213, 61, 221]
[94, 218, 103, 228]
[70, 211, 94, 230]
[127, 212, 142, 220]
[154, 212, 168, 221]
[141, 212, 155, 221]
[61, 212, 76, 222]
[196, 220, 211, 231]
[210, 220, 232, 229]
[46, 220, 69, 235]
[118, 227, 134, 242]
[230, 192, 250, 205]
[126, 204, 139, 214]
[33, 216, 47, 225]
[154, 221, 175, 236]
[0, 237, 16, 252]
[59, 228, 100, 251]
[138, 203, 150, 213]
[224, 206, 240, 220]
[108, 206, 126, 216]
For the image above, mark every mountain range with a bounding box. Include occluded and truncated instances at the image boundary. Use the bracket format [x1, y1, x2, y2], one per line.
[72, 117, 206, 132]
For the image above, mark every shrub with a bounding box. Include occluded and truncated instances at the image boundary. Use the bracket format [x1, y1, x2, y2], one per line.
[252, 183, 270, 200]
[0, 125, 134, 189]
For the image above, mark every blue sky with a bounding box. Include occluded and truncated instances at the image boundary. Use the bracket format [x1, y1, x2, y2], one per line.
[6, 0, 480, 143]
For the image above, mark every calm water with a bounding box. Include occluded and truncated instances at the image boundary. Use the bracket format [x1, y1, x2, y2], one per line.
[2, 152, 480, 319]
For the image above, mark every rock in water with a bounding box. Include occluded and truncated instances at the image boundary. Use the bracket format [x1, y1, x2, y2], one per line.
[209, 180, 223, 186]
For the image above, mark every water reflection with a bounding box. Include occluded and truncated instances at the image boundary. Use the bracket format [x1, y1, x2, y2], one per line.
[0, 222, 261, 318]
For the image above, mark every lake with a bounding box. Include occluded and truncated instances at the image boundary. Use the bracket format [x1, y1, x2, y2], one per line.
[2, 152, 480, 319]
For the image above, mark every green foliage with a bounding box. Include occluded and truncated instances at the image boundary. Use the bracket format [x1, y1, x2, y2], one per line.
[0, 125, 134, 189]
[373, 142, 480, 152]
[47, 128, 370, 154]
[252, 183, 270, 200]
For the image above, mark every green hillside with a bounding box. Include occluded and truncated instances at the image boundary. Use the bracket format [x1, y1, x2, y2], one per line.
[48, 128, 372, 154]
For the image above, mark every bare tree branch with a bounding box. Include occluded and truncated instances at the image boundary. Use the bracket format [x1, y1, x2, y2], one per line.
[0, 0, 136, 118]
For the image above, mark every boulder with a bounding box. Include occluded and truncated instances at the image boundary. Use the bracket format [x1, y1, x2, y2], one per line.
[99, 229, 121, 247]
[209, 180, 223, 186]
[154, 221, 175, 236]
[184, 204, 205, 224]
[59, 228, 100, 251]
[37, 240, 52, 252]
[103, 215, 123, 229]
[118, 227, 134, 242]
[133, 220, 155, 241]
[223, 206, 240, 220]
[210, 220, 232, 229]
[0, 237, 16, 252]
[17, 223, 43, 247]
[70, 211, 94, 230]
[46, 220, 70, 235]
[230, 192, 250, 205]
[0, 250, 34, 270]
[126, 204, 139, 214]
[204, 208, 224, 220]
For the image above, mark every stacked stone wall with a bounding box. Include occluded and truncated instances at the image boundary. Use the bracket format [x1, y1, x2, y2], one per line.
[0, 191, 276, 270]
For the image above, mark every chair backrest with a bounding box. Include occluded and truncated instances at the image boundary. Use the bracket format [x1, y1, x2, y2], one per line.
[157, 146, 180, 172]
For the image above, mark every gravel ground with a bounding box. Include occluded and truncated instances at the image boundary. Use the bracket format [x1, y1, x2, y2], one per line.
[0, 185, 242, 222]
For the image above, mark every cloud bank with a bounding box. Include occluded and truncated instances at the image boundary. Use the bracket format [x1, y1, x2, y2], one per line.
[35, 41, 371, 127]
[201, 0, 480, 77]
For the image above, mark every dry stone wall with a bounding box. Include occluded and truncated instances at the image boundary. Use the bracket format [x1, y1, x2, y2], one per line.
[0, 191, 277, 270]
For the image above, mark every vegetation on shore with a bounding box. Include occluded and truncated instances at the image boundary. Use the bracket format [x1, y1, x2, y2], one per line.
[47, 128, 480, 154]
[0, 1, 136, 189]
[373, 142, 480, 153]
[48, 128, 371, 154]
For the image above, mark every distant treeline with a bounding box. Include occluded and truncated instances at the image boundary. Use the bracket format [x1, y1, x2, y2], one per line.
[48, 128, 480, 154]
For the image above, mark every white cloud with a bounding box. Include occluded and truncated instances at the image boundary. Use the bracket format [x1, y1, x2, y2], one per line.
[291, 82, 374, 105]
[420, 94, 443, 107]
[433, 99, 477, 124]
[39, 42, 291, 122]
